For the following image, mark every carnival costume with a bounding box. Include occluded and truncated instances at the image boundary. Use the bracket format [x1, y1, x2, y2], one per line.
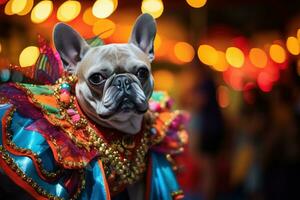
[0, 36, 188, 200]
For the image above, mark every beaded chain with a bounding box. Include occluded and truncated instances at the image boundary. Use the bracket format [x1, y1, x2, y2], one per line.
[53, 75, 157, 193]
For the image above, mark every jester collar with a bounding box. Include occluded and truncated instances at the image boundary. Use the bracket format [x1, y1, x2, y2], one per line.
[0, 75, 187, 200]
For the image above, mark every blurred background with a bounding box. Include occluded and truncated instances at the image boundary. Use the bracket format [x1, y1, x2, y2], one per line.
[1, 0, 300, 199]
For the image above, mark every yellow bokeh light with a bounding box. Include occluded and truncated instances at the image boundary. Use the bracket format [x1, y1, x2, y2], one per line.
[11, 0, 27, 14]
[174, 42, 195, 63]
[17, 0, 34, 16]
[225, 47, 244, 68]
[186, 0, 207, 8]
[249, 48, 267, 68]
[83, 7, 98, 25]
[269, 44, 286, 63]
[212, 51, 229, 72]
[93, 19, 116, 39]
[19, 46, 40, 67]
[153, 70, 175, 91]
[198, 44, 218, 66]
[286, 36, 300, 55]
[4, 0, 14, 15]
[57, 1, 81, 22]
[141, 0, 164, 19]
[31, 0, 53, 23]
[92, 0, 117, 19]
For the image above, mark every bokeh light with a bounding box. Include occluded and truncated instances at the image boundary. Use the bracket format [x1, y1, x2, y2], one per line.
[19, 46, 40, 67]
[225, 47, 244, 68]
[93, 19, 116, 39]
[186, 0, 207, 8]
[229, 69, 244, 90]
[16, 0, 34, 16]
[257, 72, 273, 92]
[141, 0, 164, 19]
[286, 36, 300, 56]
[153, 70, 175, 91]
[11, 0, 27, 14]
[57, 1, 81, 22]
[83, 7, 98, 25]
[249, 48, 267, 68]
[154, 34, 162, 51]
[31, 0, 53, 23]
[269, 44, 286, 63]
[174, 42, 195, 63]
[4, 0, 14, 15]
[198, 44, 218, 66]
[217, 85, 230, 108]
[92, 0, 117, 19]
[212, 51, 229, 72]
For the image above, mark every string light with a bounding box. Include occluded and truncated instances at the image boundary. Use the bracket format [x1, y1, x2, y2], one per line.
[83, 7, 98, 25]
[212, 51, 229, 72]
[174, 42, 195, 63]
[198, 44, 218, 65]
[17, 0, 34, 16]
[31, 0, 53, 23]
[286, 36, 300, 55]
[225, 47, 244, 68]
[19, 46, 40, 67]
[269, 44, 286, 63]
[92, 0, 117, 19]
[186, 0, 207, 8]
[141, 0, 164, 19]
[249, 48, 267, 68]
[11, 0, 28, 14]
[57, 1, 81, 22]
[4, 0, 14, 15]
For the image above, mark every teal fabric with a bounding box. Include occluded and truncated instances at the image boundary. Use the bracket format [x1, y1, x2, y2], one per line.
[150, 152, 181, 200]
[0, 102, 109, 200]
[10, 111, 57, 172]
[80, 159, 109, 200]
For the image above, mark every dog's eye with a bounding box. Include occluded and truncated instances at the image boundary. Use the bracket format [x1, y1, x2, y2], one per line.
[136, 68, 149, 79]
[89, 73, 103, 85]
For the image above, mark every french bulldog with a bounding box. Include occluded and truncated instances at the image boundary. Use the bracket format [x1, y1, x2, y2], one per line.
[0, 13, 157, 200]
[54, 13, 156, 135]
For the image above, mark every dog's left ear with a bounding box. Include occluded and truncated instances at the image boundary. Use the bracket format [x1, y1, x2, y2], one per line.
[129, 13, 157, 62]
[53, 23, 90, 73]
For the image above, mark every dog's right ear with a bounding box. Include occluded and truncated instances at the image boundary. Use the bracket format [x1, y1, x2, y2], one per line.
[53, 23, 90, 73]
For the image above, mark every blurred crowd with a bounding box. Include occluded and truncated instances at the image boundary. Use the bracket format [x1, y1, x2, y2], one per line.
[176, 62, 300, 200]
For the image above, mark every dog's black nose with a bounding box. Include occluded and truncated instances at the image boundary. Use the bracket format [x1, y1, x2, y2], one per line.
[113, 75, 132, 91]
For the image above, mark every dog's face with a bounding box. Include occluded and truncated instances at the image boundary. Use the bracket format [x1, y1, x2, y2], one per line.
[53, 14, 156, 134]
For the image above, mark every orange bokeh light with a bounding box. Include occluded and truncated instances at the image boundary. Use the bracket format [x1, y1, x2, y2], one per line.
[93, 19, 116, 39]
[269, 44, 286, 63]
[174, 42, 195, 63]
[249, 48, 268, 68]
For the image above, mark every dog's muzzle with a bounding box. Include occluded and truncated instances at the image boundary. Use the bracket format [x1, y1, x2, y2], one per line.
[99, 74, 148, 118]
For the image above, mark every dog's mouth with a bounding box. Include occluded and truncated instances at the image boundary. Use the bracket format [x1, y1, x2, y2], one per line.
[97, 82, 148, 119]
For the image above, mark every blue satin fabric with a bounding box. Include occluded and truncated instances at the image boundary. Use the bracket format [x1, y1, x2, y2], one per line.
[0, 103, 109, 200]
[10, 110, 58, 172]
[149, 152, 181, 200]
[80, 159, 109, 200]
[0, 103, 69, 198]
